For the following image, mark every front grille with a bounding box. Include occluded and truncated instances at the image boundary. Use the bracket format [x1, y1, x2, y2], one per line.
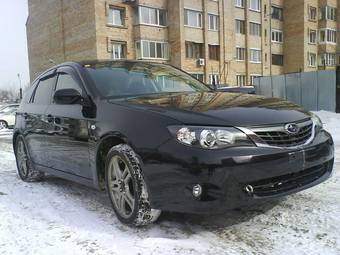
[245, 161, 332, 197]
[252, 120, 313, 147]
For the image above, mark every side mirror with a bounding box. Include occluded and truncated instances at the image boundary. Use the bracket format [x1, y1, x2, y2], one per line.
[53, 89, 82, 105]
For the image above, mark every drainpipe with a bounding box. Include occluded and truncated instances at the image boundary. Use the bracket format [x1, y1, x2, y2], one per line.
[222, 0, 227, 84]
[203, 0, 208, 84]
[245, 0, 249, 85]
[60, 0, 66, 61]
[269, 0, 272, 76]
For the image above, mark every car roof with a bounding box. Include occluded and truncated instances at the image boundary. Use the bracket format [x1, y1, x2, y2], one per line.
[33, 60, 165, 84]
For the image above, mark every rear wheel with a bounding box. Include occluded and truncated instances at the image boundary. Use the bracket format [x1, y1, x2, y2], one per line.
[14, 135, 44, 182]
[0, 121, 7, 130]
[105, 144, 161, 226]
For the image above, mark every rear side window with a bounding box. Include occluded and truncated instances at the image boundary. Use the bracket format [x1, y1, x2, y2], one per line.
[23, 84, 35, 104]
[55, 73, 82, 94]
[33, 76, 57, 105]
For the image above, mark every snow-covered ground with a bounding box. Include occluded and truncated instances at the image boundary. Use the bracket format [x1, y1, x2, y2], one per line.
[0, 112, 339, 255]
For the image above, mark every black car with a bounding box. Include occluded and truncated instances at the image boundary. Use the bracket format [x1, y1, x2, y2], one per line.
[13, 60, 334, 226]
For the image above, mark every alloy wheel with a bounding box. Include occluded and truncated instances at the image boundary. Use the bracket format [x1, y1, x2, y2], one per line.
[107, 155, 135, 219]
[16, 139, 29, 177]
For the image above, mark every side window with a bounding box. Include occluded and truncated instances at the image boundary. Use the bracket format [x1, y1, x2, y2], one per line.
[33, 76, 57, 105]
[55, 73, 82, 94]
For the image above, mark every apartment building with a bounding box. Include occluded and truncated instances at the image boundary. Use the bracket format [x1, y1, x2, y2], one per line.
[26, 0, 339, 86]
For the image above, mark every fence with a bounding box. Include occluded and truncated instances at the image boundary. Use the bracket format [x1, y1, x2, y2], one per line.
[254, 70, 336, 112]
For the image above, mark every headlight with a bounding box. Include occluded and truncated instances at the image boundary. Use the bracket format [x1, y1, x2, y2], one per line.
[310, 112, 323, 131]
[168, 126, 254, 149]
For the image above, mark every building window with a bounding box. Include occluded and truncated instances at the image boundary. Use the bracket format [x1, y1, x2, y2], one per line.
[320, 6, 337, 21]
[236, 47, 246, 61]
[249, 0, 261, 12]
[235, 0, 245, 8]
[250, 49, 262, 63]
[112, 42, 126, 59]
[236, 75, 246, 86]
[309, 6, 317, 20]
[319, 29, 337, 44]
[107, 7, 125, 26]
[209, 45, 220, 60]
[271, 6, 283, 21]
[271, 29, 283, 43]
[136, 40, 169, 59]
[319, 53, 336, 66]
[250, 75, 261, 85]
[209, 74, 220, 85]
[309, 29, 317, 44]
[185, 41, 204, 59]
[272, 54, 284, 66]
[191, 73, 204, 82]
[308, 53, 316, 67]
[236, 19, 245, 34]
[184, 9, 203, 28]
[208, 14, 219, 31]
[249, 22, 261, 36]
[139, 6, 167, 26]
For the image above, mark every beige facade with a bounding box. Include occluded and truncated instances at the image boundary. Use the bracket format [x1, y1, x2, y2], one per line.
[27, 0, 340, 86]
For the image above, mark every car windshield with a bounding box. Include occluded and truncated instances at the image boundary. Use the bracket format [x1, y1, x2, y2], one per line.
[85, 62, 211, 98]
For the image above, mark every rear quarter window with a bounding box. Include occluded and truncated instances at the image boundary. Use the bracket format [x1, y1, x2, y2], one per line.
[32, 76, 57, 105]
[22, 85, 35, 104]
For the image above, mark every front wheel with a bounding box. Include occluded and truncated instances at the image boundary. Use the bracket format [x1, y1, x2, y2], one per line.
[14, 135, 44, 182]
[105, 144, 161, 226]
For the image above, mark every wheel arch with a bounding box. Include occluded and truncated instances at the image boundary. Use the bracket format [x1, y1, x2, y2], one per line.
[95, 132, 135, 190]
[12, 131, 21, 152]
[0, 119, 8, 127]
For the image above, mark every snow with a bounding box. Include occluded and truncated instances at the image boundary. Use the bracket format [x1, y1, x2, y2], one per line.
[0, 111, 339, 255]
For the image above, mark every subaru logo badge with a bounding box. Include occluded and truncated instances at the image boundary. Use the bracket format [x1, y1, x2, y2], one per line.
[285, 123, 299, 134]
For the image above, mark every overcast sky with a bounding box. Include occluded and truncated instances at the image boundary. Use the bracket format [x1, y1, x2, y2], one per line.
[0, 0, 29, 91]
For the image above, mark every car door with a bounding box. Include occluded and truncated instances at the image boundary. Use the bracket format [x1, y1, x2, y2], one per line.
[22, 72, 57, 166]
[44, 67, 92, 179]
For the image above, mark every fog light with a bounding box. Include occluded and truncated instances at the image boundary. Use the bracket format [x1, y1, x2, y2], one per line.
[192, 184, 202, 198]
[244, 185, 254, 195]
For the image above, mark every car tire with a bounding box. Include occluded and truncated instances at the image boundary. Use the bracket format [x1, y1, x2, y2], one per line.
[105, 144, 161, 226]
[14, 135, 45, 182]
[0, 120, 8, 130]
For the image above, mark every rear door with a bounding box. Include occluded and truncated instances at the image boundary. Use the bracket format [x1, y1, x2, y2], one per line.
[23, 72, 57, 166]
[44, 67, 92, 179]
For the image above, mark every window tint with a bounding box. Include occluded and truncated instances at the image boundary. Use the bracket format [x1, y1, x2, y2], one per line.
[56, 73, 82, 93]
[33, 76, 56, 105]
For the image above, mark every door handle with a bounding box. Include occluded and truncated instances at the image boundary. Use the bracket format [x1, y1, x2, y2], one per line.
[47, 115, 54, 123]
[54, 117, 61, 125]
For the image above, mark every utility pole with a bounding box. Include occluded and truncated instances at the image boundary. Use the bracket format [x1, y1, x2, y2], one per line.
[17, 73, 22, 101]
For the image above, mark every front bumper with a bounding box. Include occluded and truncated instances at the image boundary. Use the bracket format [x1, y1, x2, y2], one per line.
[141, 129, 334, 214]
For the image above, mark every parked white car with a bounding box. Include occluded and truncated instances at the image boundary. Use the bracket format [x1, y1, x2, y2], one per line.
[0, 104, 19, 130]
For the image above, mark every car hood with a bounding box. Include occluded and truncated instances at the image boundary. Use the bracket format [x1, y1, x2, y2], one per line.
[109, 92, 311, 126]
